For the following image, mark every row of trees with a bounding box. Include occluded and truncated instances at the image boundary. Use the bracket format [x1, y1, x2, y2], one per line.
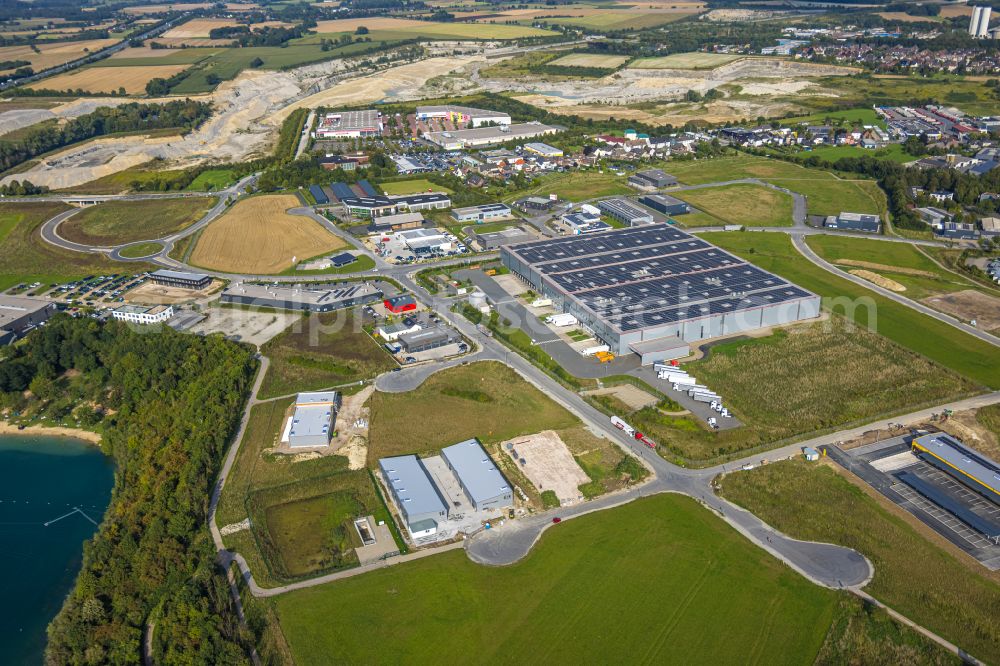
[0, 316, 259, 664]
[0, 99, 213, 173]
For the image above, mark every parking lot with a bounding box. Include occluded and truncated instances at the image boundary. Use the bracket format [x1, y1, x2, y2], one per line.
[366, 228, 470, 265]
[187, 306, 301, 346]
[417, 455, 508, 543]
[830, 439, 1000, 570]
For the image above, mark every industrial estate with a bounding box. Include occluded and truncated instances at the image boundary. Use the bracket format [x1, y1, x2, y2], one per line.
[2, 0, 1000, 664]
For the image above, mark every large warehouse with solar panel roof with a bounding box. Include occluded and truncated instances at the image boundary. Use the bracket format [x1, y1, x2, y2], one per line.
[500, 225, 821, 357]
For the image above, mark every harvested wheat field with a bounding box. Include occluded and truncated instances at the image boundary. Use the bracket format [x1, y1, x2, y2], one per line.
[849, 269, 906, 292]
[162, 18, 291, 38]
[28, 65, 190, 94]
[190, 195, 346, 274]
[549, 53, 629, 69]
[0, 39, 120, 71]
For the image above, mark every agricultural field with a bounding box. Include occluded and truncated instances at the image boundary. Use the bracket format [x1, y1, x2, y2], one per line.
[674, 183, 794, 227]
[161, 18, 291, 39]
[547, 53, 629, 69]
[27, 64, 191, 94]
[629, 317, 974, 463]
[309, 18, 556, 41]
[544, 10, 698, 30]
[503, 170, 630, 203]
[806, 235, 988, 301]
[722, 459, 1000, 664]
[630, 53, 744, 70]
[782, 107, 884, 127]
[0, 39, 120, 72]
[379, 178, 451, 195]
[274, 494, 838, 664]
[189, 194, 346, 274]
[258, 309, 395, 400]
[58, 197, 215, 246]
[704, 231, 1000, 389]
[665, 155, 885, 217]
[0, 202, 153, 290]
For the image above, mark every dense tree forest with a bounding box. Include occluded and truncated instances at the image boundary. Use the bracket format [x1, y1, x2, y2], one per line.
[0, 317, 258, 665]
[0, 100, 212, 174]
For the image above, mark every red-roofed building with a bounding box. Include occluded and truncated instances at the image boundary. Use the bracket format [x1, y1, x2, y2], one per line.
[384, 295, 417, 313]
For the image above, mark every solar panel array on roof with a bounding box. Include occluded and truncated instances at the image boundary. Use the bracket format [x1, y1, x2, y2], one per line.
[331, 182, 355, 200]
[358, 179, 379, 197]
[503, 224, 817, 335]
[309, 184, 329, 204]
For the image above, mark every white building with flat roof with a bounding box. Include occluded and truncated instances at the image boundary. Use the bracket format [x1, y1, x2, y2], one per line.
[316, 110, 382, 138]
[111, 304, 173, 325]
[283, 391, 341, 448]
[416, 105, 511, 127]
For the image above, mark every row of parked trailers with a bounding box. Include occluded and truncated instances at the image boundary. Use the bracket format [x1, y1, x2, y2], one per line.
[654, 363, 730, 425]
[309, 179, 380, 205]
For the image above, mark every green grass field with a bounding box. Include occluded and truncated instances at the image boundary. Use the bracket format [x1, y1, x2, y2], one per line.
[379, 178, 452, 195]
[217, 396, 404, 585]
[0, 202, 152, 290]
[283, 253, 377, 276]
[55, 165, 190, 195]
[59, 197, 215, 246]
[783, 107, 884, 127]
[368, 361, 578, 459]
[627, 318, 974, 463]
[805, 235, 985, 300]
[504, 170, 630, 203]
[800, 143, 919, 164]
[273, 494, 838, 665]
[259, 309, 395, 399]
[722, 459, 1000, 664]
[117, 241, 164, 258]
[674, 183, 794, 227]
[703, 231, 999, 388]
[665, 155, 885, 217]
[186, 168, 237, 191]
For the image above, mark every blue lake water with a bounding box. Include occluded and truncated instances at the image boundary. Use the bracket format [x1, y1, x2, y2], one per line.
[0, 435, 114, 665]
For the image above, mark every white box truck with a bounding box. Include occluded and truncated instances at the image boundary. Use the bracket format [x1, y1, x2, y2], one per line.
[545, 313, 578, 327]
[531, 298, 552, 308]
[610, 415, 636, 437]
[581, 344, 610, 357]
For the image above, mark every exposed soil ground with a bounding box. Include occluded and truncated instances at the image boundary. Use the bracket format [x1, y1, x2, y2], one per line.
[849, 269, 906, 292]
[503, 430, 590, 504]
[584, 384, 659, 411]
[124, 279, 224, 305]
[922, 289, 1000, 330]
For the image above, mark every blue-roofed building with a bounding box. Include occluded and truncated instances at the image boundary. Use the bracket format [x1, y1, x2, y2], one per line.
[358, 179, 379, 197]
[379, 455, 449, 536]
[912, 433, 1000, 506]
[331, 182, 356, 201]
[440, 439, 513, 512]
[309, 184, 329, 204]
[329, 252, 356, 267]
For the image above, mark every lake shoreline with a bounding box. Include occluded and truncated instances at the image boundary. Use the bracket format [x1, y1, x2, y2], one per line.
[0, 421, 101, 444]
